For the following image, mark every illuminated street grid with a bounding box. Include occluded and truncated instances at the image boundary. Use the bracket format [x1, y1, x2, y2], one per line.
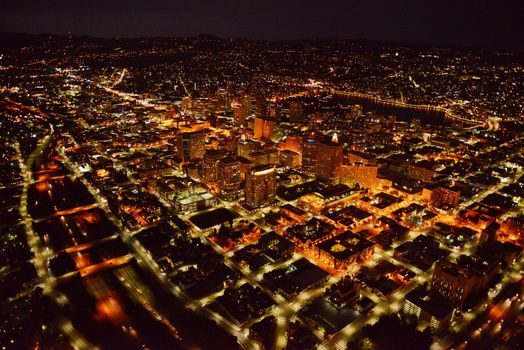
[0, 36, 523, 350]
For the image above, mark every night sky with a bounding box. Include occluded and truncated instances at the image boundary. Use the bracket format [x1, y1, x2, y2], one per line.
[1, 0, 523, 50]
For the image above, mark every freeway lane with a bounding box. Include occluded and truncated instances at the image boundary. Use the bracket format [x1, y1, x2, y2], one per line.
[58, 146, 241, 349]
[25, 149, 190, 349]
[17, 135, 97, 350]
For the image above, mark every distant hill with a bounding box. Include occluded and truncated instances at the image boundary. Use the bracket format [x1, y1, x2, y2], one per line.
[0, 32, 49, 49]
[0, 32, 522, 64]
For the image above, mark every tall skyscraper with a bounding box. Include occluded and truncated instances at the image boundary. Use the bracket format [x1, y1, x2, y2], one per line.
[253, 117, 265, 139]
[245, 164, 276, 209]
[315, 133, 343, 184]
[254, 117, 274, 140]
[177, 131, 206, 162]
[217, 88, 231, 112]
[217, 156, 242, 201]
[203, 150, 226, 184]
[233, 104, 248, 125]
[243, 94, 252, 116]
[301, 133, 317, 175]
[249, 151, 269, 166]
[265, 148, 279, 165]
[249, 148, 279, 166]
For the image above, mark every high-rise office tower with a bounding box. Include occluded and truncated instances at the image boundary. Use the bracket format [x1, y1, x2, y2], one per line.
[253, 117, 264, 139]
[249, 151, 269, 166]
[316, 133, 343, 184]
[301, 133, 317, 175]
[243, 94, 252, 116]
[233, 104, 248, 125]
[249, 148, 279, 166]
[217, 88, 231, 112]
[254, 117, 275, 140]
[217, 156, 242, 201]
[177, 131, 206, 162]
[265, 148, 279, 165]
[245, 164, 276, 208]
[203, 150, 226, 184]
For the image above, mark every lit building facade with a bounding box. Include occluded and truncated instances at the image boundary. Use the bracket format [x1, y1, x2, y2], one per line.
[280, 150, 300, 169]
[340, 163, 378, 189]
[237, 138, 259, 158]
[177, 131, 206, 162]
[316, 134, 343, 185]
[431, 186, 460, 208]
[203, 150, 226, 184]
[245, 164, 276, 208]
[347, 150, 376, 164]
[254, 117, 274, 140]
[431, 260, 475, 308]
[316, 231, 375, 271]
[407, 163, 437, 182]
[233, 103, 247, 125]
[301, 134, 317, 175]
[280, 135, 302, 154]
[217, 88, 231, 112]
[249, 148, 279, 166]
[175, 187, 217, 215]
[217, 156, 242, 201]
[403, 287, 453, 332]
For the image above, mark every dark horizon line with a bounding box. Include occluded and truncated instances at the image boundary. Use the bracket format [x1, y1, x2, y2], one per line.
[1, 31, 522, 54]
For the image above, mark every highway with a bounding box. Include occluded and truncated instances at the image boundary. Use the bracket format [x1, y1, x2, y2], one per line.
[58, 147, 238, 349]
[17, 135, 98, 350]
[22, 144, 190, 349]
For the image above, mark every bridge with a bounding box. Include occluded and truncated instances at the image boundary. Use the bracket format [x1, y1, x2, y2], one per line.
[326, 89, 482, 126]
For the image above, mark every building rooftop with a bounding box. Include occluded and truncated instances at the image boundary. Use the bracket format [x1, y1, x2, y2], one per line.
[317, 231, 374, 261]
[406, 286, 453, 320]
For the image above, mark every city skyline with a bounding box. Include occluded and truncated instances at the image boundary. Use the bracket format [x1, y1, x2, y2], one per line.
[0, 3, 523, 350]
